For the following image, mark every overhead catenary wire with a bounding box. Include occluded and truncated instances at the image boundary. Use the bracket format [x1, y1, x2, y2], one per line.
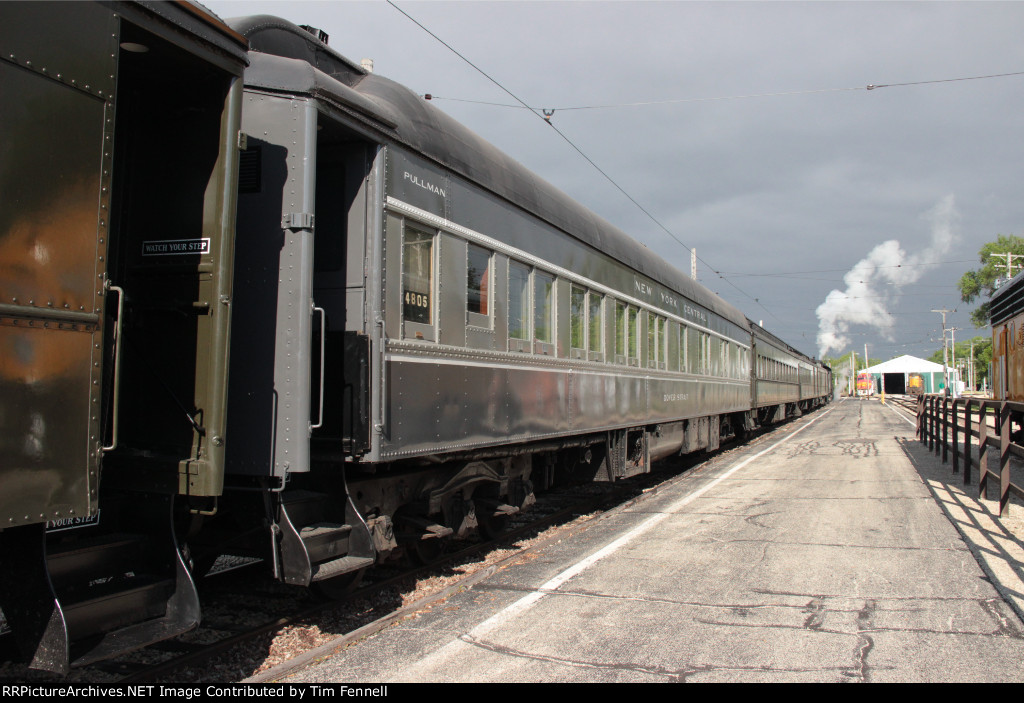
[386, 1, 778, 320]
[427, 71, 1024, 116]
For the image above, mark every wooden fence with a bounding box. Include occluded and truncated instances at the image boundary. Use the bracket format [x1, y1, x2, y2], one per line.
[917, 394, 1024, 517]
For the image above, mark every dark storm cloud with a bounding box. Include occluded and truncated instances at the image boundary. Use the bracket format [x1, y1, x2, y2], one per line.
[206, 0, 1024, 359]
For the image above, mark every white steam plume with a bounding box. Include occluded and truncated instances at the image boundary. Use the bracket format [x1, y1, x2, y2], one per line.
[816, 194, 960, 358]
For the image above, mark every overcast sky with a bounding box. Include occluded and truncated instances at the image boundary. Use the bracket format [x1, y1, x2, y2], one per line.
[206, 0, 1024, 364]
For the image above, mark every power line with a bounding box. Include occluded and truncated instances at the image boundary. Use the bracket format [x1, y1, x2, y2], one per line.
[715, 259, 976, 277]
[428, 71, 1024, 115]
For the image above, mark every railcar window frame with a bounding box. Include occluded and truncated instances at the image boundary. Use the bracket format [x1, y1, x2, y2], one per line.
[466, 242, 492, 329]
[570, 284, 586, 358]
[647, 311, 657, 369]
[508, 259, 532, 351]
[533, 270, 556, 355]
[657, 316, 668, 370]
[679, 324, 688, 373]
[614, 300, 627, 364]
[401, 224, 437, 342]
[628, 306, 640, 366]
[588, 291, 604, 362]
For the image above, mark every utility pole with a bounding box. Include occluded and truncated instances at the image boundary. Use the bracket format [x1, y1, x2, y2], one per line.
[850, 351, 856, 396]
[932, 309, 953, 394]
[948, 327, 959, 392]
[991, 252, 1024, 284]
[970, 338, 975, 390]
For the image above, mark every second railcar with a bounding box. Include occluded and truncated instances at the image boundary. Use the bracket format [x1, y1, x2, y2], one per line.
[194, 16, 776, 592]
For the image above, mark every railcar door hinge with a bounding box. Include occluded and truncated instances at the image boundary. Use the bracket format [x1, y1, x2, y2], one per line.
[281, 212, 315, 231]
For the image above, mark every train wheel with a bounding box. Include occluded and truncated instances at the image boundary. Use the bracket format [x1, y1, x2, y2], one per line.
[409, 537, 445, 565]
[310, 569, 365, 601]
[477, 510, 509, 540]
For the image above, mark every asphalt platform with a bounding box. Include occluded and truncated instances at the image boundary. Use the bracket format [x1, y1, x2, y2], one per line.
[254, 398, 1024, 683]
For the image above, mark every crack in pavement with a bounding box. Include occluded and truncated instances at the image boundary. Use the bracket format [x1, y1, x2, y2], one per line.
[460, 635, 883, 682]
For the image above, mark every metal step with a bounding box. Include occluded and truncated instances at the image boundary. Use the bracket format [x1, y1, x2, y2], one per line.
[277, 487, 376, 587]
[62, 577, 173, 639]
[46, 532, 147, 583]
[310, 555, 375, 583]
[0, 501, 200, 674]
[299, 522, 351, 563]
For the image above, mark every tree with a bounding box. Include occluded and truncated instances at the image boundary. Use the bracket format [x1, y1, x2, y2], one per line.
[958, 235, 1024, 327]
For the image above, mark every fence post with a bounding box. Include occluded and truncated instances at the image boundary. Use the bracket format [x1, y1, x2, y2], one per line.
[927, 397, 935, 452]
[978, 402, 988, 496]
[964, 400, 974, 484]
[951, 398, 960, 475]
[917, 395, 924, 442]
[999, 402, 1010, 517]
[941, 396, 949, 464]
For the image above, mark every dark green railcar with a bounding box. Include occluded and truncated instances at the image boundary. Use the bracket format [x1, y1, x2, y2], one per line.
[0, 0, 247, 673]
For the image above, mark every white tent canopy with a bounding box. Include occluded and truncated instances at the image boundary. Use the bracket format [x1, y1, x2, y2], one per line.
[861, 354, 960, 394]
[863, 355, 946, 374]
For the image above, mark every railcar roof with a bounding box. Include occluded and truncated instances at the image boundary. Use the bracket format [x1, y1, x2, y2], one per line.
[138, 1, 250, 62]
[228, 15, 749, 331]
[750, 318, 820, 364]
[990, 269, 1024, 326]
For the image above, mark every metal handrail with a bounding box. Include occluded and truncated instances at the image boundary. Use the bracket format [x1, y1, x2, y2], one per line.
[310, 305, 326, 431]
[102, 283, 125, 452]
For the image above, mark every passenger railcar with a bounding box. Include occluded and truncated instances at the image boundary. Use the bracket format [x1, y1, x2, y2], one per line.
[205, 15, 785, 592]
[0, 6, 832, 673]
[750, 322, 830, 422]
[0, 0, 247, 672]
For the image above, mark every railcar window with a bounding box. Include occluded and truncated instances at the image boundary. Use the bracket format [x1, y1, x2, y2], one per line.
[402, 228, 433, 326]
[687, 327, 700, 374]
[647, 313, 657, 368]
[588, 292, 603, 360]
[628, 306, 639, 364]
[658, 318, 667, 369]
[709, 335, 722, 377]
[534, 272, 555, 344]
[570, 285, 586, 352]
[509, 261, 531, 342]
[467, 244, 491, 317]
[679, 325, 688, 372]
[615, 301, 627, 362]
[646, 316, 666, 369]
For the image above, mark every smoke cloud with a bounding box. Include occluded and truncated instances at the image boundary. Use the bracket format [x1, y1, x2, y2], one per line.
[815, 194, 960, 358]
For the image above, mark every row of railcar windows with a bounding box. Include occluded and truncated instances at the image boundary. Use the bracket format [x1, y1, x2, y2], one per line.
[401, 226, 749, 379]
[756, 354, 798, 383]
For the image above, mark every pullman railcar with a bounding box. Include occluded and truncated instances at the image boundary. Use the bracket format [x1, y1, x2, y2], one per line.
[0, 0, 248, 673]
[0, 6, 832, 673]
[197, 14, 768, 594]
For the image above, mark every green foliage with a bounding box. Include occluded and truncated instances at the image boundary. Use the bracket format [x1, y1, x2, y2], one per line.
[821, 352, 880, 372]
[928, 336, 991, 386]
[958, 235, 1024, 327]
